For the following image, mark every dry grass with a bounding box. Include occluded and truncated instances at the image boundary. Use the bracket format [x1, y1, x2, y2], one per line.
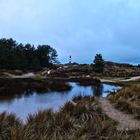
[0, 112, 22, 140]
[0, 96, 139, 139]
[108, 84, 140, 119]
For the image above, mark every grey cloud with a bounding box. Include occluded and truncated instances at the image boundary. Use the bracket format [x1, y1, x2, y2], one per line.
[0, 0, 140, 64]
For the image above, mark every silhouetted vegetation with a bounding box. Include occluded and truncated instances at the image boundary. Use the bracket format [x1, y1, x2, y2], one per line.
[93, 54, 104, 73]
[0, 79, 72, 98]
[76, 78, 101, 86]
[0, 38, 58, 70]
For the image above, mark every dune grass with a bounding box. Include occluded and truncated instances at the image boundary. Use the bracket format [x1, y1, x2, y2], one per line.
[108, 84, 140, 119]
[0, 95, 139, 140]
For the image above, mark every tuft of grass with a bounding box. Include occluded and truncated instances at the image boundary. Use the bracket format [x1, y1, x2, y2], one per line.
[108, 84, 140, 119]
[72, 95, 93, 103]
[0, 95, 139, 139]
[0, 112, 22, 140]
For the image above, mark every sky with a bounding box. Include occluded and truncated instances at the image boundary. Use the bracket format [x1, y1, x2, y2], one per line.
[0, 0, 140, 64]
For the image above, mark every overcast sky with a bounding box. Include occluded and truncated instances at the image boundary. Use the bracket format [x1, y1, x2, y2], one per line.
[0, 0, 140, 64]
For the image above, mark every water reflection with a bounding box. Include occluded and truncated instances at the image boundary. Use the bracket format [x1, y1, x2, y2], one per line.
[92, 84, 104, 97]
[0, 82, 121, 121]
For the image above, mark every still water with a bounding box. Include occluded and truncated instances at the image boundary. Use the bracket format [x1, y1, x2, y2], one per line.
[0, 82, 121, 121]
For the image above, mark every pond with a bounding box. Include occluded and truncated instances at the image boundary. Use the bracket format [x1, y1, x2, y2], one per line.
[0, 82, 121, 121]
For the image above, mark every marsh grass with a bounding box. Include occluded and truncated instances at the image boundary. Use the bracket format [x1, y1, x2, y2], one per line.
[109, 84, 140, 119]
[0, 112, 22, 140]
[0, 79, 72, 98]
[72, 95, 92, 103]
[0, 96, 139, 139]
[74, 78, 101, 87]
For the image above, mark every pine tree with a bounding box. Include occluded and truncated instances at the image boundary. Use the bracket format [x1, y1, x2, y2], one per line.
[93, 54, 104, 73]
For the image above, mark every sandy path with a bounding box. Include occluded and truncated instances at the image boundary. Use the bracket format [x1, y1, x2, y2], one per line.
[98, 97, 140, 130]
[101, 79, 115, 83]
[121, 76, 140, 82]
[10, 73, 34, 78]
[101, 76, 140, 83]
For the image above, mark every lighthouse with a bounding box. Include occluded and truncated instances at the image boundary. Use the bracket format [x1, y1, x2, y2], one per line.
[69, 56, 72, 64]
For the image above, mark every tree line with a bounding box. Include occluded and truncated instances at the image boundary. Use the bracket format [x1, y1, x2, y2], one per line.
[0, 38, 58, 70]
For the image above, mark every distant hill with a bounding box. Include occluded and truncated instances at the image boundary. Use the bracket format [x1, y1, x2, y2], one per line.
[104, 61, 134, 68]
[48, 61, 140, 78]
